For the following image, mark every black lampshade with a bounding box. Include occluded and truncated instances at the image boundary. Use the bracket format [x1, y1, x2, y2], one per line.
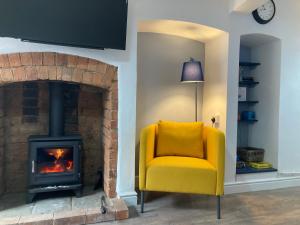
[181, 58, 204, 83]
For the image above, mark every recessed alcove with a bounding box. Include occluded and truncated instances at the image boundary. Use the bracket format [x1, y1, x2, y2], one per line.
[237, 33, 281, 177]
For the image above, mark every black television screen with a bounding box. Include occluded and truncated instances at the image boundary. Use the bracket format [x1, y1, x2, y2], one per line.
[0, 0, 128, 50]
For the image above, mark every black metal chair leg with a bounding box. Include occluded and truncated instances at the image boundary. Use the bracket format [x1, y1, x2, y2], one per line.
[217, 195, 221, 219]
[141, 191, 145, 213]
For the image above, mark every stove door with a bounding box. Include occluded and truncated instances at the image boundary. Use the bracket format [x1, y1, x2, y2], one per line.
[29, 140, 81, 187]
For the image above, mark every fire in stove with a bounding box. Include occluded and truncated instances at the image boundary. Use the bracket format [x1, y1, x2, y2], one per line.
[38, 147, 74, 174]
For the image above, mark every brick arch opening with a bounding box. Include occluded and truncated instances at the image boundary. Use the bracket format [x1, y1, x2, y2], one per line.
[0, 52, 118, 198]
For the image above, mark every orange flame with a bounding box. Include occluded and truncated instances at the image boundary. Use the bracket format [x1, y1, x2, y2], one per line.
[39, 148, 74, 174]
[48, 148, 65, 160]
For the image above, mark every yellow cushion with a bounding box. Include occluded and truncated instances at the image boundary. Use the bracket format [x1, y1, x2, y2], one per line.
[146, 156, 216, 195]
[156, 120, 204, 158]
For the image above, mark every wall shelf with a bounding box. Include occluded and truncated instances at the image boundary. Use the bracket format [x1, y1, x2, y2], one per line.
[239, 62, 261, 67]
[239, 119, 258, 123]
[239, 81, 259, 87]
[238, 101, 259, 104]
[236, 167, 277, 174]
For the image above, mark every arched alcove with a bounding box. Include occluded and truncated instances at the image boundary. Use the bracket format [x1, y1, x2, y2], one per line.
[237, 33, 282, 176]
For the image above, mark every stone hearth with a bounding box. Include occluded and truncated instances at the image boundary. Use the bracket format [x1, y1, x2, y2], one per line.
[0, 188, 128, 225]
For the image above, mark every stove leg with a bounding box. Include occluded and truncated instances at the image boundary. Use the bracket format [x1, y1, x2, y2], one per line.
[27, 193, 35, 204]
[75, 188, 82, 198]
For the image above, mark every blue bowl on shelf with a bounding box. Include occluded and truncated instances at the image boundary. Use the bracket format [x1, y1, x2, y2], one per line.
[241, 111, 256, 121]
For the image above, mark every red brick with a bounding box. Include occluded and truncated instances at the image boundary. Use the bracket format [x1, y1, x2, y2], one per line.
[111, 110, 118, 121]
[112, 198, 129, 220]
[92, 73, 104, 87]
[43, 52, 55, 65]
[111, 120, 118, 129]
[67, 55, 78, 67]
[77, 57, 89, 70]
[48, 66, 57, 80]
[106, 65, 118, 81]
[8, 53, 21, 67]
[112, 99, 118, 110]
[87, 59, 98, 72]
[37, 66, 49, 80]
[82, 71, 94, 85]
[56, 53, 68, 66]
[25, 66, 38, 80]
[54, 209, 86, 225]
[56, 67, 63, 80]
[72, 68, 83, 83]
[0, 54, 10, 68]
[31, 52, 43, 65]
[20, 53, 33, 66]
[1, 69, 13, 82]
[12, 67, 25, 81]
[86, 208, 115, 224]
[96, 62, 108, 74]
[62, 67, 73, 81]
[104, 179, 117, 198]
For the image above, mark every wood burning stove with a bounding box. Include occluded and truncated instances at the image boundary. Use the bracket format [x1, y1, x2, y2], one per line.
[27, 82, 82, 203]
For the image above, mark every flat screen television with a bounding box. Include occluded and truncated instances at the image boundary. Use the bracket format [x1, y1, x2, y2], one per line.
[0, 0, 128, 50]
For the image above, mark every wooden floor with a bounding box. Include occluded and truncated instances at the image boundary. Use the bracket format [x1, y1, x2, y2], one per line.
[100, 187, 300, 225]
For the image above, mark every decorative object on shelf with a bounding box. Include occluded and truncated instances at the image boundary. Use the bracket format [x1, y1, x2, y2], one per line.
[237, 147, 265, 162]
[241, 111, 256, 121]
[252, 0, 276, 25]
[181, 58, 204, 122]
[249, 162, 273, 169]
[236, 160, 246, 169]
[238, 87, 247, 101]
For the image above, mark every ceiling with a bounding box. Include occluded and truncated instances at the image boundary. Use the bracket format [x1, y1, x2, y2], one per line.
[138, 20, 225, 43]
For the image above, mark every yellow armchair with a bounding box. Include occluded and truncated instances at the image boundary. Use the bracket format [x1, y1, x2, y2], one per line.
[139, 122, 225, 219]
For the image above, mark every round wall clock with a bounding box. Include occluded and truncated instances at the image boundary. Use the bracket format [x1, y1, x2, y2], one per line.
[252, 0, 276, 24]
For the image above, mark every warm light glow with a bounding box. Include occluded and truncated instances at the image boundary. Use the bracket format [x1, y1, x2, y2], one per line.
[138, 20, 225, 43]
[48, 148, 65, 160]
[39, 148, 74, 174]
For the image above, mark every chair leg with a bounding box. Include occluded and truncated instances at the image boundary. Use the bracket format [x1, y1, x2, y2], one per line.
[141, 191, 145, 213]
[217, 195, 221, 219]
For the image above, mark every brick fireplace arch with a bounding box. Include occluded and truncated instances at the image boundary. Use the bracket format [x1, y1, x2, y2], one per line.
[0, 52, 118, 198]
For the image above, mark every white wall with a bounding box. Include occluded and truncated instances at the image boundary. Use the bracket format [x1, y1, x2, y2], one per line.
[248, 40, 281, 168]
[202, 33, 229, 132]
[137, 32, 205, 133]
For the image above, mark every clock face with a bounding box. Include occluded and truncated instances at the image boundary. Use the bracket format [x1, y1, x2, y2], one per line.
[252, 0, 276, 24]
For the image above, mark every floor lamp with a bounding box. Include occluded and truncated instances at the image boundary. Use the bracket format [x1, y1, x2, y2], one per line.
[181, 58, 204, 122]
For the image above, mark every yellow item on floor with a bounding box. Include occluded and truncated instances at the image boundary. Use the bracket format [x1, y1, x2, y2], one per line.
[139, 121, 225, 196]
[249, 162, 273, 169]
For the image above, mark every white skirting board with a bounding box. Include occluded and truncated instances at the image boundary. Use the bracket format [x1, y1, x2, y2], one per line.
[225, 175, 300, 195]
[118, 191, 138, 206]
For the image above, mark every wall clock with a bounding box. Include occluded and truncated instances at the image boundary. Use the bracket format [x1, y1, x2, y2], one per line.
[252, 0, 276, 24]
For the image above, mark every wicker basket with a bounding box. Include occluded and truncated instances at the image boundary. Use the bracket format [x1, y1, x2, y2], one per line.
[237, 147, 264, 162]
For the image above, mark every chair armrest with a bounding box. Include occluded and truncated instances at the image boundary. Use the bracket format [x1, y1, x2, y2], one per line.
[139, 124, 156, 190]
[206, 127, 225, 196]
